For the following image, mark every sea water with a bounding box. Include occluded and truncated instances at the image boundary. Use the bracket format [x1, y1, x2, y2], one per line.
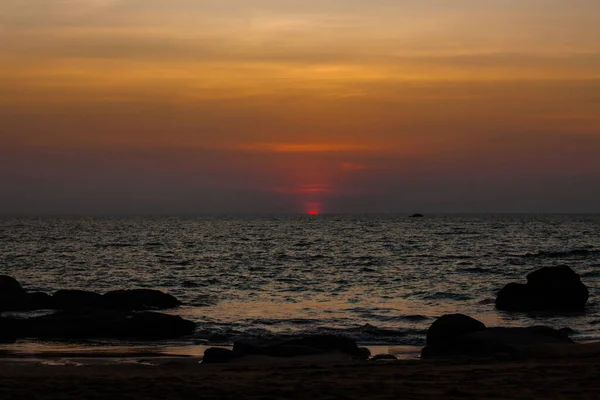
[1, 214, 599, 348]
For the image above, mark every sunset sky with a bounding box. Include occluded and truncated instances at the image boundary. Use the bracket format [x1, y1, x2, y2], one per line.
[2, 0, 600, 213]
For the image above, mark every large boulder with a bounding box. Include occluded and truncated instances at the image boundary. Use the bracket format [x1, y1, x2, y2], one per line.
[426, 314, 486, 346]
[20, 310, 196, 340]
[0, 317, 22, 343]
[22, 292, 54, 311]
[421, 315, 574, 359]
[103, 289, 181, 311]
[118, 311, 196, 340]
[0, 275, 27, 311]
[202, 347, 239, 364]
[496, 266, 589, 312]
[52, 290, 104, 310]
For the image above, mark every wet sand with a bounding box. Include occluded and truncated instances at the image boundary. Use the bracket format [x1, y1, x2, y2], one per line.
[1, 346, 600, 399]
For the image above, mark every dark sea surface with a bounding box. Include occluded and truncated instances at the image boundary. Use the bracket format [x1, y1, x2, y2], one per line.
[1, 214, 600, 349]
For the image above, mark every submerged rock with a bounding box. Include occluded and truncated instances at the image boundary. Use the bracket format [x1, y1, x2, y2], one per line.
[421, 314, 574, 359]
[103, 289, 182, 311]
[496, 266, 589, 312]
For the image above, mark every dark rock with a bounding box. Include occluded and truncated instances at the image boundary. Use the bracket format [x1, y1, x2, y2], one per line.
[0, 275, 27, 311]
[23, 292, 54, 311]
[422, 315, 574, 359]
[233, 335, 363, 358]
[371, 354, 398, 361]
[559, 327, 577, 336]
[0, 275, 183, 312]
[426, 314, 486, 346]
[0, 317, 22, 343]
[202, 347, 238, 364]
[52, 290, 104, 310]
[21, 310, 196, 340]
[103, 289, 182, 311]
[496, 266, 589, 312]
[357, 347, 371, 360]
[410, 214, 424, 218]
[118, 311, 196, 340]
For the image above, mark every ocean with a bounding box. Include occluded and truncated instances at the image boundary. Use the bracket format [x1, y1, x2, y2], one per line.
[1, 214, 599, 352]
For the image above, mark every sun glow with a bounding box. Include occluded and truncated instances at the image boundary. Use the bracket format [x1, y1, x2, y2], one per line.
[308, 210, 319, 215]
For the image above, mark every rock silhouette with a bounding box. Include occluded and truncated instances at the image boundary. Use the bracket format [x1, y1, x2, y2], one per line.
[496, 266, 589, 312]
[202, 347, 239, 363]
[103, 289, 181, 310]
[0, 275, 27, 311]
[53, 290, 105, 310]
[0, 310, 196, 341]
[0, 276, 183, 312]
[422, 314, 574, 359]
[426, 314, 487, 347]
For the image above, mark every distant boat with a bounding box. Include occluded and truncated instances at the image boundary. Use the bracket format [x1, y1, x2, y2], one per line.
[410, 213, 424, 218]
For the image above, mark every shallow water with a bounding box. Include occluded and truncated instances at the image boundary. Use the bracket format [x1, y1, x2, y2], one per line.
[1, 214, 599, 347]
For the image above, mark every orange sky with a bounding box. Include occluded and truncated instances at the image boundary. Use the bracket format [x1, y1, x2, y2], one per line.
[1, 0, 600, 213]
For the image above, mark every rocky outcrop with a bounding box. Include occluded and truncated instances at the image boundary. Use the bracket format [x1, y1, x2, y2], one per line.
[426, 314, 487, 346]
[496, 266, 589, 312]
[0, 276, 183, 312]
[202, 347, 239, 364]
[52, 290, 104, 310]
[103, 289, 182, 310]
[421, 314, 574, 359]
[23, 292, 53, 311]
[0, 275, 27, 311]
[0, 310, 196, 341]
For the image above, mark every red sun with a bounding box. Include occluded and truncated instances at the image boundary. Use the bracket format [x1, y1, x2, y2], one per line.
[308, 210, 319, 215]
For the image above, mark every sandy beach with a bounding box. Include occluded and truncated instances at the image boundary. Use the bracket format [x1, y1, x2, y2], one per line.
[1, 347, 600, 400]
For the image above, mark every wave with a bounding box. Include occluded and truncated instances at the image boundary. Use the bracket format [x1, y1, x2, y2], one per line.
[442, 255, 474, 260]
[381, 314, 431, 322]
[458, 267, 489, 274]
[580, 269, 600, 278]
[435, 231, 481, 236]
[515, 249, 600, 259]
[423, 292, 472, 301]
[94, 243, 137, 249]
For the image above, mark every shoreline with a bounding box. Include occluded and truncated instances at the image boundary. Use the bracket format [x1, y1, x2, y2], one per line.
[2, 339, 600, 364]
[0, 340, 423, 363]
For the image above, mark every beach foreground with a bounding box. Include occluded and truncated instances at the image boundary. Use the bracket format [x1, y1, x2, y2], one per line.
[1, 349, 600, 400]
